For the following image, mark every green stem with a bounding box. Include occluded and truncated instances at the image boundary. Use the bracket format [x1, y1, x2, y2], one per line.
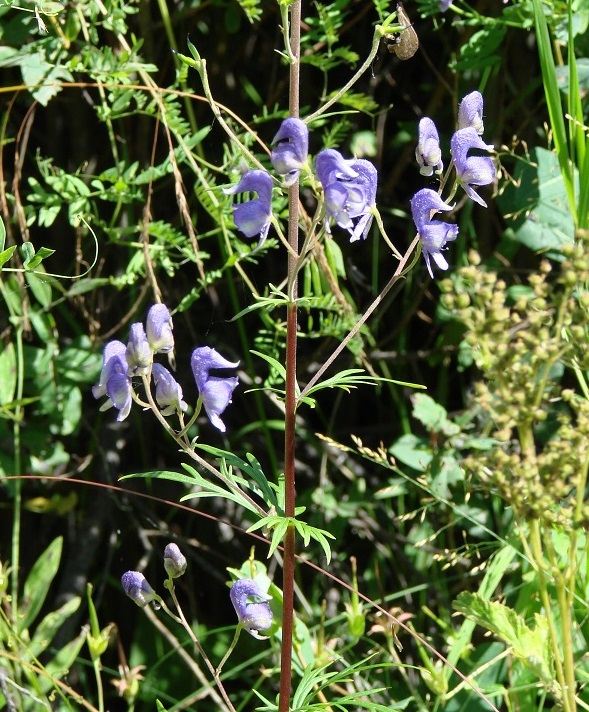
[299, 234, 420, 401]
[279, 3, 301, 711]
[528, 519, 571, 710]
[305, 12, 397, 123]
[11, 323, 24, 615]
[544, 534, 577, 712]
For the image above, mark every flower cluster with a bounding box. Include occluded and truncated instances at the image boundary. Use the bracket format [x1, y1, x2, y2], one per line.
[316, 149, 377, 242]
[224, 117, 378, 246]
[411, 91, 495, 277]
[93, 304, 239, 431]
[121, 548, 274, 641]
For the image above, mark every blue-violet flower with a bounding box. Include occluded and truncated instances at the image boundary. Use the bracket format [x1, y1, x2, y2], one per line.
[451, 127, 495, 208]
[230, 578, 273, 639]
[458, 91, 484, 134]
[223, 170, 273, 248]
[316, 149, 377, 242]
[126, 323, 152, 376]
[121, 571, 158, 608]
[146, 304, 174, 354]
[416, 118, 443, 176]
[92, 340, 133, 421]
[271, 118, 309, 187]
[438, 0, 452, 10]
[411, 189, 459, 278]
[163, 543, 187, 578]
[152, 363, 187, 416]
[191, 347, 239, 432]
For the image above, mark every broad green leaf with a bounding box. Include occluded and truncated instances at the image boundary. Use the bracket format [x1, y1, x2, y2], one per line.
[411, 393, 459, 436]
[30, 596, 81, 657]
[25, 272, 53, 309]
[498, 147, 576, 255]
[454, 591, 553, 682]
[20, 537, 63, 633]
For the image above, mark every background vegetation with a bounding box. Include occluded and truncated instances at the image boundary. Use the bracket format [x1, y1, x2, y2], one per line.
[1, 0, 588, 710]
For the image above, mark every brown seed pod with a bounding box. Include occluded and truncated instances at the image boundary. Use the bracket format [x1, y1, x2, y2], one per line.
[385, 3, 419, 60]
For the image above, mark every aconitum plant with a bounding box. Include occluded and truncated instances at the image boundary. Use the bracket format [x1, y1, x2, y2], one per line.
[411, 91, 495, 275]
[93, 305, 239, 430]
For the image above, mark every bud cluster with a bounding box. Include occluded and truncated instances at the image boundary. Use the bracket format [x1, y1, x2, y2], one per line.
[440, 235, 589, 527]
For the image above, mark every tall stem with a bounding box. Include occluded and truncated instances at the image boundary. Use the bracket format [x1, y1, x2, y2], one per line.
[279, 4, 301, 711]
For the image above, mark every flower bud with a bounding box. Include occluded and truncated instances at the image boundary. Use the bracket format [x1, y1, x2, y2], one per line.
[163, 543, 187, 578]
[121, 571, 157, 608]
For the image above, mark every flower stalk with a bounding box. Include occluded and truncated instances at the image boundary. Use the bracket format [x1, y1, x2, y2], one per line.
[279, 1, 301, 710]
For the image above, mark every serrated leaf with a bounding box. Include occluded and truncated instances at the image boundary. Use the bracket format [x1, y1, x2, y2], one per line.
[454, 591, 553, 682]
[412, 393, 459, 436]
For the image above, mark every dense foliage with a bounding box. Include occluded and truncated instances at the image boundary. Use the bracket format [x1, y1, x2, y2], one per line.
[1, 0, 588, 710]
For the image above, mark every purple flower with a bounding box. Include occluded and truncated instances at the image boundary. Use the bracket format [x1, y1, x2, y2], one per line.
[121, 571, 158, 608]
[92, 340, 133, 421]
[451, 128, 495, 208]
[271, 118, 309, 187]
[223, 170, 273, 248]
[416, 118, 443, 176]
[151, 364, 187, 416]
[126, 323, 152, 376]
[146, 304, 174, 354]
[316, 150, 378, 242]
[230, 578, 273, 639]
[438, 0, 452, 10]
[190, 347, 239, 432]
[458, 91, 484, 134]
[163, 543, 187, 578]
[411, 189, 459, 278]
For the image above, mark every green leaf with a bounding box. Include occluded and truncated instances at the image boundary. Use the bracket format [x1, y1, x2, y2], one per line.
[498, 147, 576, 255]
[20, 537, 63, 633]
[454, 591, 553, 682]
[532, 0, 575, 216]
[24, 246, 56, 270]
[411, 393, 460, 436]
[0, 245, 16, 268]
[29, 596, 81, 657]
[0, 215, 5, 251]
[0, 342, 16, 406]
[195, 444, 278, 507]
[303, 368, 424, 399]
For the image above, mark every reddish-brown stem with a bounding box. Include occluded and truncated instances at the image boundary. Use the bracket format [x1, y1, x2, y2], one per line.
[278, 2, 301, 710]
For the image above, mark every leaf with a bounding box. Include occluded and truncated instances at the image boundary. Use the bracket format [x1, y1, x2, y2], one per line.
[303, 368, 424, 399]
[498, 147, 576, 256]
[389, 433, 431, 472]
[411, 393, 460, 436]
[24, 246, 56, 270]
[454, 592, 553, 682]
[0, 215, 5, 251]
[195, 444, 278, 507]
[0, 342, 16, 406]
[20, 537, 63, 633]
[30, 596, 81, 657]
[0, 246, 16, 269]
